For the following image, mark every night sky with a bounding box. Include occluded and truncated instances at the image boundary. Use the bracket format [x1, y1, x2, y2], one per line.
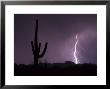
[14, 14, 97, 65]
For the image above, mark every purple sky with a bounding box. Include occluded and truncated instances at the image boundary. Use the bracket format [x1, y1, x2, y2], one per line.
[14, 14, 97, 65]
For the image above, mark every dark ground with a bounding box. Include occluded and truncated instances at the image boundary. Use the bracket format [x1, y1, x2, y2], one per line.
[14, 61, 97, 76]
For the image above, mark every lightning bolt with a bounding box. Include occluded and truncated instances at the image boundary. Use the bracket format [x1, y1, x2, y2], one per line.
[73, 34, 80, 64]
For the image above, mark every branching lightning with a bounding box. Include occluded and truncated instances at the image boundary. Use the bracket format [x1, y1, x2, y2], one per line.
[73, 34, 80, 64]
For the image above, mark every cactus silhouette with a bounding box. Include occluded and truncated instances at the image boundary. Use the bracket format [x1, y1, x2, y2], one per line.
[31, 20, 48, 65]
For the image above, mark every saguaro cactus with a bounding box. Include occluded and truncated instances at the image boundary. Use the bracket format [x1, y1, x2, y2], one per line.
[31, 20, 48, 65]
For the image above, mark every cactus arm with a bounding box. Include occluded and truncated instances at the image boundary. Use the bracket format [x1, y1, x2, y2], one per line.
[39, 42, 48, 58]
[31, 41, 35, 55]
[38, 42, 41, 53]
